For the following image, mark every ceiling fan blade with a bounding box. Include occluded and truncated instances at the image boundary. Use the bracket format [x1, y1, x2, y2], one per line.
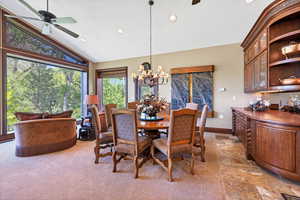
[192, 0, 201, 5]
[52, 17, 77, 24]
[54, 24, 79, 38]
[18, 0, 43, 19]
[5, 15, 43, 22]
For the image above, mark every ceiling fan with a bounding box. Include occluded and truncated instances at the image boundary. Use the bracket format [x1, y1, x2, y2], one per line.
[192, 0, 201, 5]
[5, 0, 79, 38]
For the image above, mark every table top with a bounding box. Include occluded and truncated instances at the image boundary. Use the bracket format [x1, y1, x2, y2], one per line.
[137, 114, 170, 130]
[137, 114, 202, 130]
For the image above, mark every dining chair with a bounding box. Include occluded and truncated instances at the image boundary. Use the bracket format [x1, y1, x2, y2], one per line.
[111, 109, 152, 178]
[158, 103, 171, 136]
[105, 104, 117, 129]
[186, 102, 198, 110]
[128, 101, 139, 110]
[91, 105, 114, 164]
[151, 108, 198, 182]
[195, 104, 209, 162]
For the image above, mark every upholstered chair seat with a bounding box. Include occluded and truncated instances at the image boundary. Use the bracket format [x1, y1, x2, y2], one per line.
[152, 138, 193, 155]
[115, 136, 151, 155]
[98, 132, 114, 144]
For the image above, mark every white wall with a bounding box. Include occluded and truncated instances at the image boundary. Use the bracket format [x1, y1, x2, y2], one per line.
[95, 43, 253, 129]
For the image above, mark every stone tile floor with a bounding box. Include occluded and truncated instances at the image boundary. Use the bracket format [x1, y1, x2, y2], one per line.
[215, 134, 300, 200]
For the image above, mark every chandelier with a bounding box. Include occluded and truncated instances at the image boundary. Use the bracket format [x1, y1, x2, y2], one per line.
[132, 0, 169, 88]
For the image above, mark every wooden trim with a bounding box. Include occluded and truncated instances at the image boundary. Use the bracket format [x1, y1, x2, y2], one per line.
[2, 50, 7, 135]
[96, 67, 128, 73]
[204, 127, 233, 134]
[241, 0, 300, 49]
[0, 9, 3, 136]
[2, 9, 89, 64]
[171, 65, 214, 74]
[3, 47, 88, 71]
[0, 133, 14, 143]
[207, 112, 214, 118]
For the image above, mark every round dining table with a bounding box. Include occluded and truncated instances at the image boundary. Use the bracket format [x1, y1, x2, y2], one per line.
[137, 114, 170, 130]
[137, 113, 201, 131]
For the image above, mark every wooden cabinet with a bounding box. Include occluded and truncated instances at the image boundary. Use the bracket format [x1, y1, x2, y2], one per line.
[256, 122, 296, 172]
[244, 51, 268, 92]
[242, 0, 300, 93]
[232, 107, 300, 182]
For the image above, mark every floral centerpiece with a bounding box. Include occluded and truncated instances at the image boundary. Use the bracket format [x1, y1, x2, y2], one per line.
[137, 95, 168, 118]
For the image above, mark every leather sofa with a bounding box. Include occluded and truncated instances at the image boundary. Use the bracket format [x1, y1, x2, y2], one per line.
[14, 118, 77, 157]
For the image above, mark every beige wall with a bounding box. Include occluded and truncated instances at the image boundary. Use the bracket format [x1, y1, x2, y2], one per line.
[95, 43, 253, 129]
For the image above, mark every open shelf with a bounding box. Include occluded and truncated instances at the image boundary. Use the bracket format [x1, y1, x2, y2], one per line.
[269, 85, 300, 92]
[269, 57, 300, 67]
[269, 29, 300, 44]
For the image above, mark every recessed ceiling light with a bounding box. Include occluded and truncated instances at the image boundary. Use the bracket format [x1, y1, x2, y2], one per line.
[169, 14, 177, 23]
[246, 0, 255, 4]
[117, 28, 124, 34]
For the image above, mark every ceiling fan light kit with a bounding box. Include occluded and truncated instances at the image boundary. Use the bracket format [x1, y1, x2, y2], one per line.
[42, 23, 52, 35]
[5, 0, 79, 38]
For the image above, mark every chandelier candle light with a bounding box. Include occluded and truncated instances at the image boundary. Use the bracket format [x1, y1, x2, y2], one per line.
[132, 0, 169, 88]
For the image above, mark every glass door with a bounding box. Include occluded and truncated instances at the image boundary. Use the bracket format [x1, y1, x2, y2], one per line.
[96, 68, 128, 109]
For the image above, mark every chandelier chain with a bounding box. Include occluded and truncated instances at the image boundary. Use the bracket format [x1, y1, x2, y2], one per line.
[149, 0, 152, 66]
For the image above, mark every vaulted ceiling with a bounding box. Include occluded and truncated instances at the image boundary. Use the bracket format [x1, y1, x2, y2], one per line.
[0, 0, 274, 62]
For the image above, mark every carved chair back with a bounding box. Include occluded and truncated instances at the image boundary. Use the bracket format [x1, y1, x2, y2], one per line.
[128, 101, 139, 110]
[105, 104, 117, 127]
[186, 103, 198, 110]
[168, 109, 198, 151]
[91, 105, 102, 133]
[198, 104, 209, 133]
[111, 109, 139, 152]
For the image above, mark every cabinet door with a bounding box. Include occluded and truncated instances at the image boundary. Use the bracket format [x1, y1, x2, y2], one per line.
[256, 122, 296, 172]
[244, 63, 253, 92]
[259, 51, 268, 90]
[259, 30, 267, 51]
[254, 58, 261, 90]
[254, 41, 260, 57]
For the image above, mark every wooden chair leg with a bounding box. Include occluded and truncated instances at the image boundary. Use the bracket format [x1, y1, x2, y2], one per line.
[168, 157, 173, 182]
[191, 152, 195, 175]
[134, 156, 139, 179]
[112, 151, 117, 172]
[151, 145, 156, 165]
[200, 138, 206, 162]
[94, 146, 100, 164]
[94, 133, 100, 164]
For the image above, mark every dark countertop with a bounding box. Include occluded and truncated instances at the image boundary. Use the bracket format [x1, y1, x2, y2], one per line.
[232, 107, 300, 127]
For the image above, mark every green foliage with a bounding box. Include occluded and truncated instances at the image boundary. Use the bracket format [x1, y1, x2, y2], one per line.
[102, 77, 126, 108]
[7, 57, 84, 131]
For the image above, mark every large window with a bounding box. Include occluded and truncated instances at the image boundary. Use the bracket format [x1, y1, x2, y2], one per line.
[6, 20, 88, 66]
[6, 56, 87, 132]
[96, 68, 128, 109]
